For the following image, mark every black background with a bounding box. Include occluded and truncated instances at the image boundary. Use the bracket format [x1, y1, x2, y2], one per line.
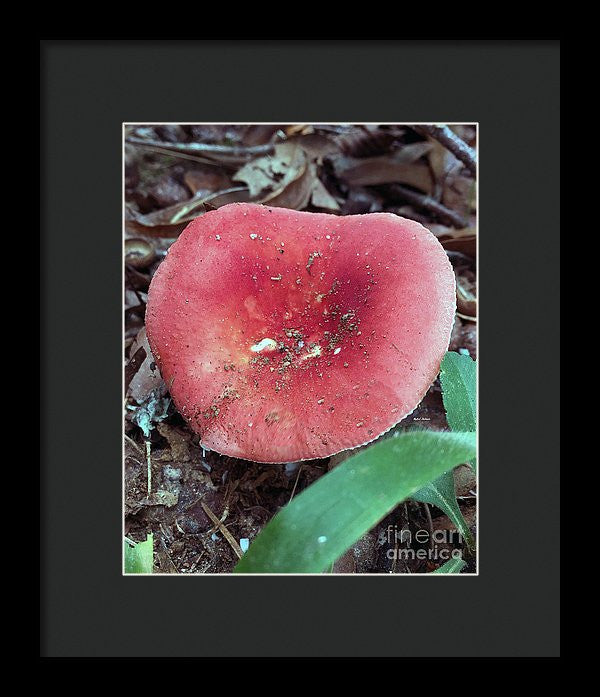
[41, 40, 560, 657]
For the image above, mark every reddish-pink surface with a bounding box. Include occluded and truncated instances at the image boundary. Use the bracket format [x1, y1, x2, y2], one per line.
[146, 203, 455, 462]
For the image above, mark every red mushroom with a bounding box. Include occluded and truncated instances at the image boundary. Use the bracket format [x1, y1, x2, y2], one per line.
[145, 203, 455, 463]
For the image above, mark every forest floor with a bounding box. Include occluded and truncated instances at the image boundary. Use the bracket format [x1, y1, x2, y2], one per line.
[124, 123, 477, 574]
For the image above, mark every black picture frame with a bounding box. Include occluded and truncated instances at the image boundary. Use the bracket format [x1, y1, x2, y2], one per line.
[41, 39, 560, 658]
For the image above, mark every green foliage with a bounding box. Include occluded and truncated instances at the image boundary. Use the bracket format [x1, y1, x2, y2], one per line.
[439, 351, 476, 433]
[411, 351, 476, 545]
[234, 350, 478, 574]
[124, 534, 154, 574]
[234, 431, 476, 573]
[411, 470, 474, 549]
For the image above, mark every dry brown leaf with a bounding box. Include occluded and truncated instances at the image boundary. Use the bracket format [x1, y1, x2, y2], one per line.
[233, 141, 307, 198]
[441, 235, 477, 258]
[311, 177, 340, 211]
[261, 160, 315, 210]
[157, 422, 191, 462]
[125, 187, 251, 237]
[332, 145, 434, 193]
[429, 225, 477, 240]
[285, 124, 314, 136]
[443, 175, 476, 219]
[428, 140, 462, 183]
[287, 133, 340, 159]
[127, 327, 164, 402]
[125, 238, 155, 269]
[241, 124, 281, 145]
[342, 187, 384, 215]
[183, 168, 231, 196]
[454, 464, 476, 497]
[125, 289, 147, 313]
[456, 278, 477, 318]
[233, 141, 336, 211]
[148, 176, 189, 209]
[125, 345, 146, 393]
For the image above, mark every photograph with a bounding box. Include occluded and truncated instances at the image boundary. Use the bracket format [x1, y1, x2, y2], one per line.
[123, 122, 478, 575]
[42, 37, 560, 659]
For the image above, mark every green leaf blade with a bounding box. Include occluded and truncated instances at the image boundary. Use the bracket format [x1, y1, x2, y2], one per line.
[234, 431, 476, 574]
[411, 470, 474, 549]
[439, 351, 476, 433]
[124, 533, 154, 574]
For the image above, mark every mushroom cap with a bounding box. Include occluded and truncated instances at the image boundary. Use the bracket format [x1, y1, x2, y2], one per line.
[145, 203, 456, 463]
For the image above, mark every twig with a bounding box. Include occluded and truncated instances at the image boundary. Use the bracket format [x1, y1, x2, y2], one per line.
[126, 136, 274, 160]
[189, 551, 206, 573]
[201, 501, 243, 559]
[126, 142, 227, 166]
[124, 433, 143, 455]
[288, 465, 303, 502]
[413, 125, 476, 176]
[159, 537, 179, 573]
[145, 440, 152, 495]
[385, 184, 469, 228]
[169, 187, 247, 224]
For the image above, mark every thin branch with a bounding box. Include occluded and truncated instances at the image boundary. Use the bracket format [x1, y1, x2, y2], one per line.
[201, 501, 243, 559]
[288, 465, 303, 502]
[414, 125, 476, 176]
[124, 433, 143, 455]
[126, 136, 274, 160]
[384, 184, 469, 228]
[146, 440, 152, 495]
